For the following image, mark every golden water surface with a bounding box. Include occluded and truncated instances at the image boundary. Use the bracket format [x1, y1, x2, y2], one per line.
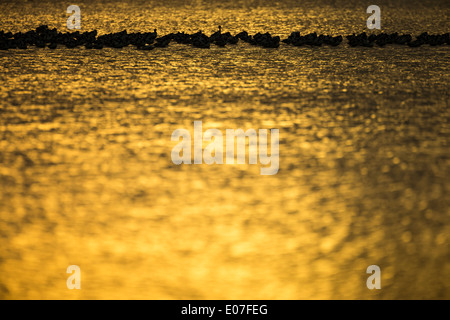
[0, 0, 449, 299]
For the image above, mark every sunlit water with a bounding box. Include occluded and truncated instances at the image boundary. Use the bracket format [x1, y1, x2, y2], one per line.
[0, 0, 449, 299]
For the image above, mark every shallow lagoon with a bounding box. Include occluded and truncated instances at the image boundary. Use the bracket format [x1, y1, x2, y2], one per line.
[0, 0, 449, 299]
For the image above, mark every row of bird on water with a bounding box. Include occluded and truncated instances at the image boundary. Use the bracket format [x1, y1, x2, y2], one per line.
[0, 25, 449, 50]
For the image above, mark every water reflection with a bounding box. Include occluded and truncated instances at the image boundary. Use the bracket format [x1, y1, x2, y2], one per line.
[0, 0, 449, 299]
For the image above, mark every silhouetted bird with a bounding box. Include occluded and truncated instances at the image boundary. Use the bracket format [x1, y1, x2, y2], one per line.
[137, 44, 154, 50]
[154, 37, 171, 48]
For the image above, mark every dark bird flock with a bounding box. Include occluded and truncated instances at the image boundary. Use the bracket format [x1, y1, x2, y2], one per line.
[0, 25, 449, 51]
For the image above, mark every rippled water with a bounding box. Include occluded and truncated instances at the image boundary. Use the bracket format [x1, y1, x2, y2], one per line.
[0, 0, 449, 299]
